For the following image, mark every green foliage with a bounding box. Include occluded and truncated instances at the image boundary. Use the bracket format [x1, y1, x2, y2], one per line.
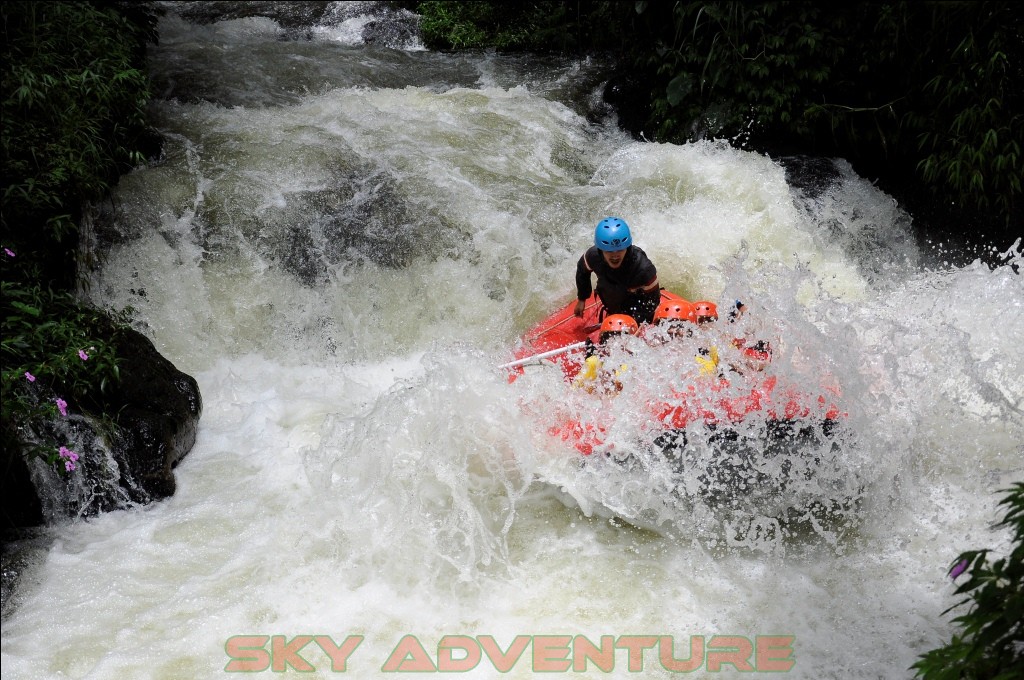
[908, 5, 1021, 217]
[417, 1, 492, 49]
[1, 2, 155, 475]
[1, 273, 131, 474]
[640, 2, 848, 144]
[415, 1, 634, 53]
[650, 1, 1021, 225]
[1, 1, 158, 279]
[912, 483, 1024, 679]
[412, 1, 1021, 229]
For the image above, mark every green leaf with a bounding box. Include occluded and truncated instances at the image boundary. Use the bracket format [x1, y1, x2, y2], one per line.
[666, 73, 693, 106]
[10, 301, 41, 317]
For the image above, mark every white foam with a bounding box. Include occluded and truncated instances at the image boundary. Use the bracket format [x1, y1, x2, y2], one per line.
[5, 38, 1023, 680]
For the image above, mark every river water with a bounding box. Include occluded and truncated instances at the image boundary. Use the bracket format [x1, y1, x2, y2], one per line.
[2, 2, 1022, 678]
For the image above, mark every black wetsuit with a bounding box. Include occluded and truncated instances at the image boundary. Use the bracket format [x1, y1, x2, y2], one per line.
[575, 245, 660, 324]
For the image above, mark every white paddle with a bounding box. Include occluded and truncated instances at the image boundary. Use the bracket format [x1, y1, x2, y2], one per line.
[497, 341, 588, 370]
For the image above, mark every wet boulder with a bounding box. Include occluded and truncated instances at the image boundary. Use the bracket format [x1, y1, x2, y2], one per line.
[1, 326, 202, 530]
[105, 327, 202, 502]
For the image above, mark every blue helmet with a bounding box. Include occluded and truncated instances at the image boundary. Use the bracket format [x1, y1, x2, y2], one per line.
[594, 217, 632, 251]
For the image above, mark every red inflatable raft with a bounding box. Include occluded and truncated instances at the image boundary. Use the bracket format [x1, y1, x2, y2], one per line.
[505, 290, 844, 456]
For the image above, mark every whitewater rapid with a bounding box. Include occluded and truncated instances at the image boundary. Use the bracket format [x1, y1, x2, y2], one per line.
[2, 3, 1021, 679]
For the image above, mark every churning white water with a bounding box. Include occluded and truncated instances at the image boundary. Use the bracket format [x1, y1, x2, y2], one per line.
[2, 3, 1022, 679]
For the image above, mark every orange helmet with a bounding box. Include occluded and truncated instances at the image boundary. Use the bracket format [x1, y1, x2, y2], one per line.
[654, 299, 696, 324]
[692, 301, 718, 323]
[599, 314, 639, 336]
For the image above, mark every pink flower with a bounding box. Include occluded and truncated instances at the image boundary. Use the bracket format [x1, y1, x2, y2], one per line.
[3, 247, 14, 257]
[25, 372, 36, 382]
[950, 558, 969, 580]
[59, 446, 79, 472]
[56, 398, 68, 417]
[78, 349, 89, 361]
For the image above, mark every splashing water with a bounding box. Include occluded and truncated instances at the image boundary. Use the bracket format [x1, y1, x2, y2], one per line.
[2, 4, 1021, 679]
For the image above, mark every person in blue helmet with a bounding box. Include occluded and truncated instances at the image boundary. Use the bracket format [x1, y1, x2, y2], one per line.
[574, 217, 660, 324]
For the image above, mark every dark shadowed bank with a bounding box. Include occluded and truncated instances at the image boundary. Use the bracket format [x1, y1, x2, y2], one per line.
[1, 0, 201, 608]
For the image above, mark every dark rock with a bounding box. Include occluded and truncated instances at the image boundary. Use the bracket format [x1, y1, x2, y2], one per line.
[776, 156, 845, 200]
[1, 530, 51, 619]
[361, 16, 418, 48]
[172, 1, 333, 28]
[0, 324, 201, 532]
[104, 327, 202, 500]
[0, 444, 44, 531]
[602, 69, 655, 140]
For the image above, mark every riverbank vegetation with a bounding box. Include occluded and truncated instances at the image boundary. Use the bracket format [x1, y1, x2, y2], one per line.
[1, 1, 158, 477]
[412, 1, 1021, 242]
[913, 483, 1024, 679]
